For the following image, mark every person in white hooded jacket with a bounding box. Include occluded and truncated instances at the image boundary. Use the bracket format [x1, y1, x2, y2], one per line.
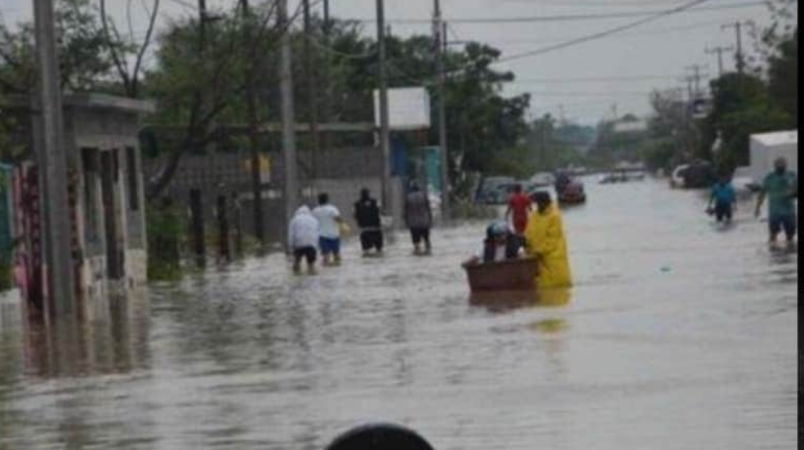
[288, 205, 320, 273]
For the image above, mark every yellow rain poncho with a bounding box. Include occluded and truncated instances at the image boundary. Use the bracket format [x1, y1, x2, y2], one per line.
[524, 204, 573, 289]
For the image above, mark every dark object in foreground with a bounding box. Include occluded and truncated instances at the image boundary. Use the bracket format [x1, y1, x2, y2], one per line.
[326, 423, 436, 450]
[464, 258, 539, 293]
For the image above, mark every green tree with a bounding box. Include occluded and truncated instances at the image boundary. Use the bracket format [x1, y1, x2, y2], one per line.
[701, 73, 791, 170]
[0, 0, 130, 94]
[767, 29, 797, 122]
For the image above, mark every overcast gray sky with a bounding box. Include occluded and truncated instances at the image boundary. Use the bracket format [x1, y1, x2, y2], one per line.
[1, 0, 790, 124]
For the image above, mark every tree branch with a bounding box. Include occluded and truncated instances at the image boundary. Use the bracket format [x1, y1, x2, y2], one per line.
[131, 0, 160, 98]
[99, 0, 132, 95]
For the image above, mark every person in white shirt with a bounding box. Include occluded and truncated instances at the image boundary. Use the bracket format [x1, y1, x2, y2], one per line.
[312, 193, 344, 265]
[288, 205, 320, 273]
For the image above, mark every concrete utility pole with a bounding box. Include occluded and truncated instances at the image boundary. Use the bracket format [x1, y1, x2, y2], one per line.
[706, 45, 734, 78]
[375, 0, 392, 214]
[303, 0, 321, 184]
[33, 0, 76, 316]
[241, 0, 265, 245]
[279, 0, 299, 232]
[321, 0, 332, 154]
[685, 64, 707, 98]
[433, 1, 450, 219]
[722, 22, 746, 75]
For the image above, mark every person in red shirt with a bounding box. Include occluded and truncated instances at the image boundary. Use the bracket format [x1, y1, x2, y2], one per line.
[505, 184, 532, 235]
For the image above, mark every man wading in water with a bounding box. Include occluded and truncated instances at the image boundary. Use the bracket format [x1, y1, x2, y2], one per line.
[354, 188, 384, 256]
[404, 181, 433, 255]
[756, 157, 798, 245]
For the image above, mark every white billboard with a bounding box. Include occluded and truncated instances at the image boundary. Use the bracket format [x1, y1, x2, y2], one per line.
[374, 87, 431, 131]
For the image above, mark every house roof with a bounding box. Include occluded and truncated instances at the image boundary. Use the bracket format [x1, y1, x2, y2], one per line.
[2, 93, 155, 114]
[750, 130, 798, 147]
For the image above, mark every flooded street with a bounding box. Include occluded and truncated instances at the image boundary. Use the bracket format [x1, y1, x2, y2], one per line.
[0, 178, 797, 450]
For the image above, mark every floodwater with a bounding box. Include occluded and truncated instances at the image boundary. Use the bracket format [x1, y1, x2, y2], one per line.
[0, 178, 797, 450]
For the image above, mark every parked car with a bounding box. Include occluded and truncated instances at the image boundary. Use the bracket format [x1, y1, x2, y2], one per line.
[477, 176, 515, 204]
[530, 172, 555, 187]
[558, 180, 587, 205]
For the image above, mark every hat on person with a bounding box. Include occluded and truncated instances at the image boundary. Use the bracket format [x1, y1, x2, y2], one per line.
[486, 221, 511, 239]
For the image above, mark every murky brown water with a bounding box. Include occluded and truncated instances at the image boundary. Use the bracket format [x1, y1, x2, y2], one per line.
[0, 179, 797, 450]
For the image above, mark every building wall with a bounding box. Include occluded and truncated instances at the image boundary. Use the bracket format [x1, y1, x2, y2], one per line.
[142, 145, 386, 245]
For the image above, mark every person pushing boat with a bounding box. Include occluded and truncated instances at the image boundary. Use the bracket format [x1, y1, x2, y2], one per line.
[524, 191, 573, 289]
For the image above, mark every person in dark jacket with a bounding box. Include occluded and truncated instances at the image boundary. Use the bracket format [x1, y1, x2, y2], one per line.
[354, 188, 384, 255]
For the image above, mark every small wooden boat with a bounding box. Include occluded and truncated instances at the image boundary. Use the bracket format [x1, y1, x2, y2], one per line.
[464, 257, 539, 293]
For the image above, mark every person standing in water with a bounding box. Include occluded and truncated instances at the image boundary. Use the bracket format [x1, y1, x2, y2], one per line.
[288, 205, 320, 274]
[524, 191, 572, 289]
[404, 181, 433, 254]
[755, 157, 798, 244]
[505, 183, 532, 236]
[313, 193, 344, 266]
[708, 173, 737, 224]
[354, 188, 384, 256]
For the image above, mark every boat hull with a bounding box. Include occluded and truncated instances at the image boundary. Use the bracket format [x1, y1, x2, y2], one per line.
[464, 258, 539, 293]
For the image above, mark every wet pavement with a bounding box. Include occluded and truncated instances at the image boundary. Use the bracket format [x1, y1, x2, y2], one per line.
[0, 178, 797, 450]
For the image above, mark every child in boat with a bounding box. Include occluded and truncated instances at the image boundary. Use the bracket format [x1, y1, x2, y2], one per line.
[463, 221, 524, 266]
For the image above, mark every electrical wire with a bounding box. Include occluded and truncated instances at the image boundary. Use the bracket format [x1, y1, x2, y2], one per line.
[352, 1, 765, 25]
[496, 0, 715, 64]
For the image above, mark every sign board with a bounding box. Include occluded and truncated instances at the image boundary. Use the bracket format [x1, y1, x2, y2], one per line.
[374, 87, 431, 131]
[244, 155, 271, 184]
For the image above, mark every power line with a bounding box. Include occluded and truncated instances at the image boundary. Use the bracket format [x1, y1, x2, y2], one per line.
[496, 0, 715, 64]
[510, 74, 682, 84]
[482, 18, 750, 46]
[351, 1, 765, 25]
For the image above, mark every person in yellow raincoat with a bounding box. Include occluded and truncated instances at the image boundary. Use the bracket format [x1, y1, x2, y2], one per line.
[524, 191, 573, 289]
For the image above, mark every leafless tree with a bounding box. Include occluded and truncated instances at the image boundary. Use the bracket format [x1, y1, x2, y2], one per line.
[99, 0, 160, 98]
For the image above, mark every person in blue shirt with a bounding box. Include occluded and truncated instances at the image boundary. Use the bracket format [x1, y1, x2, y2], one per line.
[755, 157, 798, 243]
[707, 173, 737, 224]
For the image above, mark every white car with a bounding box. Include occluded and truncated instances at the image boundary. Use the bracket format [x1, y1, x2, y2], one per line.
[530, 172, 555, 187]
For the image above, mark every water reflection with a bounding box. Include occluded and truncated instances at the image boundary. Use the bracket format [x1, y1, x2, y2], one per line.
[469, 288, 572, 313]
[21, 290, 151, 379]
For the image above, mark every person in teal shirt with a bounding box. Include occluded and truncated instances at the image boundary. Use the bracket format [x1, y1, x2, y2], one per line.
[755, 158, 798, 243]
[708, 174, 736, 223]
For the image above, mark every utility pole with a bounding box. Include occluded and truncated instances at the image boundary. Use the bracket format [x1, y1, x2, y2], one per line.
[303, 0, 321, 185]
[433, 0, 450, 219]
[685, 64, 707, 98]
[33, 0, 76, 316]
[722, 22, 746, 75]
[321, 0, 332, 154]
[682, 76, 695, 101]
[241, 0, 265, 245]
[706, 45, 734, 78]
[199, 0, 206, 43]
[279, 0, 299, 232]
[376, 0, 392, 215]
